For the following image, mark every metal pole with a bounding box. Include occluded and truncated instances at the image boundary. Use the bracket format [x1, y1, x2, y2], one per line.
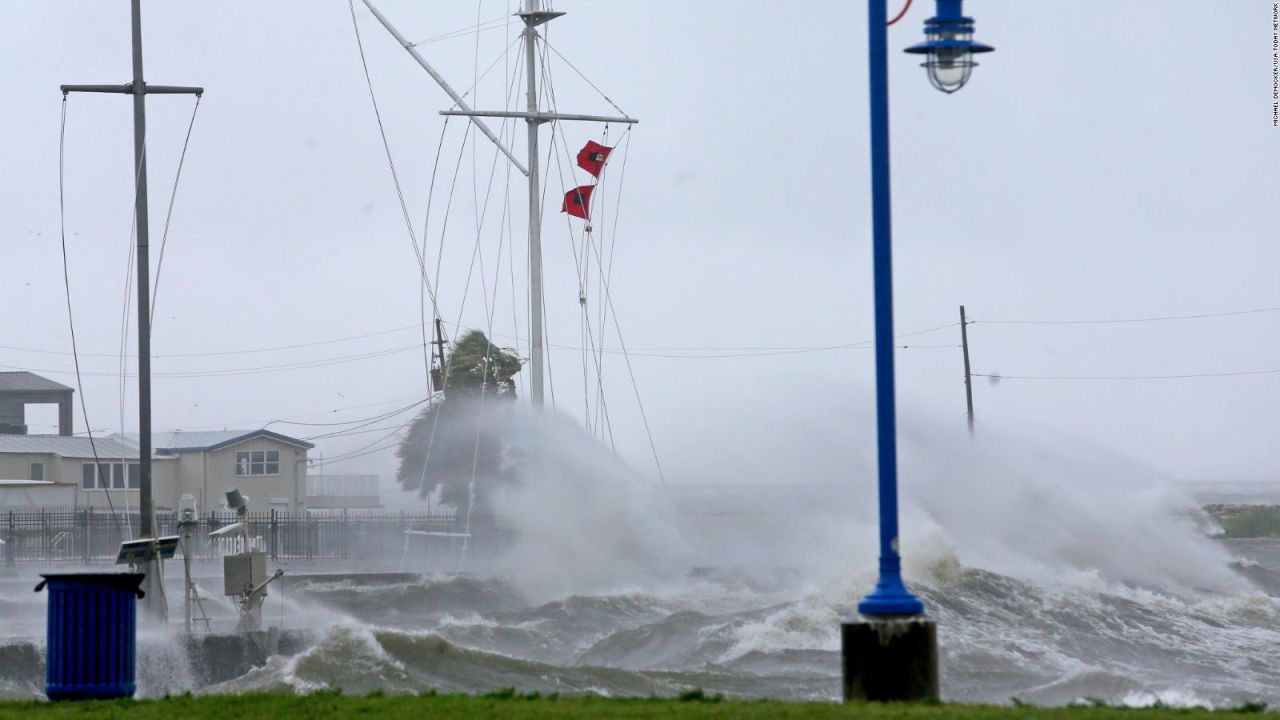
[523, 0, 545, 409]
[960, 305, 975, 435]
[857, 0, 923, 618]
[129, 0, 166, 622]
[182, 525, 193, 634]
[130, 0, 153, 542]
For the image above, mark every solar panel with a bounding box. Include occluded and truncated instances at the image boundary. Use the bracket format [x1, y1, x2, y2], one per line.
[115, 535, 182, 565]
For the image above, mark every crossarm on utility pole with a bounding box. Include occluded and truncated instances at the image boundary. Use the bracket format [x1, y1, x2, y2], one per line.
[360, 0, 529, 176]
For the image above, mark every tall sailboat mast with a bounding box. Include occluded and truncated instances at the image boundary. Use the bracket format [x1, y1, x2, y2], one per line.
[362, 0, 637, 408]
[521, 0, 551, 409]
[62, 0, 203, 617]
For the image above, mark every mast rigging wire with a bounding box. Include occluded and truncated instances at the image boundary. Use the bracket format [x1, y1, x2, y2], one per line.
[408, 15, 511, 46]
[411, 2, 526, 527]
[58, 96, 125, 536]
[150, 95, 204, 325]
[539, 37, 631, 119]
[347, 0, 443, 334]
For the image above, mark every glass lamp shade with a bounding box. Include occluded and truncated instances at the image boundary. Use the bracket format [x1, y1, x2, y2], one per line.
[925, 43, 975, 93]
[903, 7, 993, 94]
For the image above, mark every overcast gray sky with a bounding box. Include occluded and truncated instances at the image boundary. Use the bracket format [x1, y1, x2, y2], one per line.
[2, 1, 1276, 488]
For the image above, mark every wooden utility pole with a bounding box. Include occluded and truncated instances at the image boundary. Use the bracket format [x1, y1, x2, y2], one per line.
[960, 305, 975, 435]
[431, 317, 448, 391]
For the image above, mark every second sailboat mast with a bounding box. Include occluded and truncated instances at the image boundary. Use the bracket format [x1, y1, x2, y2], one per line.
[522, 0, 546, 408]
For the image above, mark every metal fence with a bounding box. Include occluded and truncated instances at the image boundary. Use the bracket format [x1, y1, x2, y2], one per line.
[0, 507, 511, 566]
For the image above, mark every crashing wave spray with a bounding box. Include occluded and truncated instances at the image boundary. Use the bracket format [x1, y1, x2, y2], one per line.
[484, 405, 692, 602]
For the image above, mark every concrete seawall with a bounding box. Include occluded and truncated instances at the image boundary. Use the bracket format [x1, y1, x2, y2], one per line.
[178, 628, 317, 686]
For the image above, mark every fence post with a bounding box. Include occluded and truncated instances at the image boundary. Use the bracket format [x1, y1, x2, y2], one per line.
[199, 513, 206, 562]
[342, 508, 349, 560]
[41, 509, 48, 563]
[5, 511, 13, 568]
[84, 508, 92, 563]
[270, 509, 278, 561]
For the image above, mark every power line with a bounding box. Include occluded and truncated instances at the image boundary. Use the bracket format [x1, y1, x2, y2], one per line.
[974, 305, 1280, 326]
[319, 442, 402, 465]
[0, 322, 962, 366]
[974, 369, 1280, 382]
[0, 323, 424, 359]
[267, 398, 426, 428]
[66, 394, 427, 437]
[189, 394, 425, 432]
[0, 345, 419, 380]
[607, 344, 959, 360]
[303, 421, 417, 441]
[299, 399, 428, 441]
[318, 420, 413, 463]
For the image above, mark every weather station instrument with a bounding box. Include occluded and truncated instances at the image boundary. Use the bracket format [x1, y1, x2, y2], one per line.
[219, 487, 284, 631]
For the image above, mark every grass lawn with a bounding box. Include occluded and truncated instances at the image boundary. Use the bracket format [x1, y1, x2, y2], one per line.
[0, 691, 1268, 720]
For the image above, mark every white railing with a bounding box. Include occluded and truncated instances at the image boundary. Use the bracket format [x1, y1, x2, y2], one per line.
[307, 474, 379, 498]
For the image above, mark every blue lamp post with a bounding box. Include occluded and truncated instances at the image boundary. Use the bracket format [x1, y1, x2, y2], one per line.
[843, 0, 993, 701]
[857, 0, 992, 622]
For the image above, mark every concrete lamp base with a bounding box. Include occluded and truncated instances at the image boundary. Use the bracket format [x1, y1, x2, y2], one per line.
[842, 617, 938, 702]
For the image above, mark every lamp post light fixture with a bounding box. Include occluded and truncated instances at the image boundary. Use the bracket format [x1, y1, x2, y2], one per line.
[842, 0, 994, 702]
[904, 0, 995, 94]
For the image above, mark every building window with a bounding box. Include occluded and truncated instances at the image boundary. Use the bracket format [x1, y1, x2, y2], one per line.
[236, 450, 280, 476]
[80, 462, 140, 490]
[30, 463, 44, 482]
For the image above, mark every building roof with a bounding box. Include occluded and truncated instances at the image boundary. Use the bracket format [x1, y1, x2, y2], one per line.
[152, 429, 314, 452]
[0, 372, 73, 393]
[0, 434, 151, 460]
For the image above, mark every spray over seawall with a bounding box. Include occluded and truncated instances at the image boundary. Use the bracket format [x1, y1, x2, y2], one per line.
[487, 405, 691, 602]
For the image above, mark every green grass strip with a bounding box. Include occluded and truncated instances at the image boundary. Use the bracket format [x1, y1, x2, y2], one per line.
[0, 691, 1268, 720]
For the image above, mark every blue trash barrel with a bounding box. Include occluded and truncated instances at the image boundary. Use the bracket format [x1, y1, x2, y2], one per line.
[35, 573, 145, 701]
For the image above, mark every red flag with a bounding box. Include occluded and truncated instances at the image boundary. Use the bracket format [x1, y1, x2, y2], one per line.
[576, 140, 613, 178]
[561, 185, 595, 219]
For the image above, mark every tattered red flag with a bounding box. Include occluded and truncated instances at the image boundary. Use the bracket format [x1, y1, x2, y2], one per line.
[562, 185, 594, 219]
[576, 140, 613, 178]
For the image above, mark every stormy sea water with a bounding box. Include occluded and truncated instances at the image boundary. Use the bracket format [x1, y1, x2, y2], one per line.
[1, 404, 1277, 707]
